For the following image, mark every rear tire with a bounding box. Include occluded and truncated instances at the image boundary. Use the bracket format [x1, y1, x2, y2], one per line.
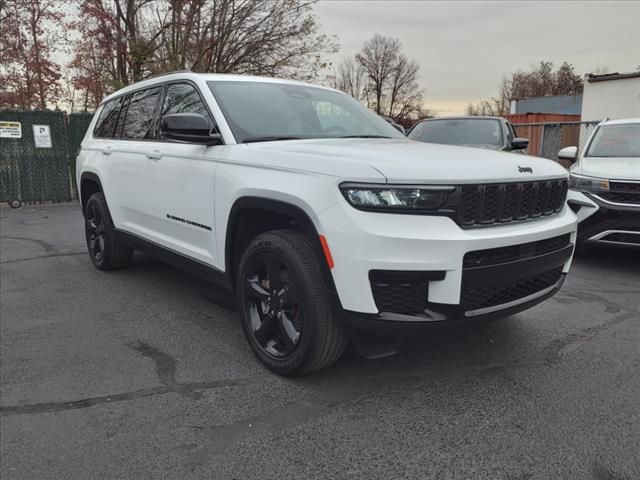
[84, 193, 133, 270]
[236, 230, 346, 376]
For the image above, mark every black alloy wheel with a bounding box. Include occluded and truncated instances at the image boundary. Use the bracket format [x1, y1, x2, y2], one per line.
[245, 253, 302, 358]
[236, 230, 346, 376]
[86, 201, 106, 264]
[84, 192, 133, 270]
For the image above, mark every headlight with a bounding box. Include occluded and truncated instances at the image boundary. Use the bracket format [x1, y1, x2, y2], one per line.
[569, 173, 609, 193]
[340, 183, 454, 212]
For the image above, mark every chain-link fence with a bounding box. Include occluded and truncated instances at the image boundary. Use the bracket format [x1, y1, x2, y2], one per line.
[514, 121, 600, 163]
[0, 111, 93, 204]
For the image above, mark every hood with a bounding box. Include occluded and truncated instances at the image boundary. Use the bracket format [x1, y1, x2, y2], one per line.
[246, 138, 567, 184]
[571, 156, 640, 181]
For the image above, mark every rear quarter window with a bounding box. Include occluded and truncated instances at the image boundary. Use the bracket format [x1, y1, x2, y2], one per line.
[93, 98, 122, 138]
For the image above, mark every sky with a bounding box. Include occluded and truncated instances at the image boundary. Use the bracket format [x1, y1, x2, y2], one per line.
[313, 0, 640, 115]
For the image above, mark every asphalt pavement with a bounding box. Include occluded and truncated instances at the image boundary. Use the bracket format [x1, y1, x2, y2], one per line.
[1, 203, 639, 480]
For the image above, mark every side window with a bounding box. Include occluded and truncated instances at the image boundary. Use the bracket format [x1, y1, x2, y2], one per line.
[161, 83, 212, 124]
[93, 98, 122, 138]
[122, 87, 162, 139]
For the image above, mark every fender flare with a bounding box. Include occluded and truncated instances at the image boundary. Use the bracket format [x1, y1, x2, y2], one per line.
[224, 196, 338, 295]
[79, 172, 104, 209]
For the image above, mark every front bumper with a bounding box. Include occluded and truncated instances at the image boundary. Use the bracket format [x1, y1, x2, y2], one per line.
[317, 199, 577, 319]
[342, 275, 566, 333]
[570, 191, 640, 247]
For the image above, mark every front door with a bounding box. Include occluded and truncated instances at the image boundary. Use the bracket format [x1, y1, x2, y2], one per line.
[146, 82, 219, 266]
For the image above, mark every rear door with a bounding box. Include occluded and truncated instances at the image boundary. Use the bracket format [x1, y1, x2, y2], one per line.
[146, 82, 219, 266]
[107, 85, 164, 236]
[90, 96, 127, 225]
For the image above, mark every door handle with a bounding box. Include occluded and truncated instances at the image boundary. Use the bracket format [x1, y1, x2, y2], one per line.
[146, 149, 162, 160]
[102, 146, 112, 156]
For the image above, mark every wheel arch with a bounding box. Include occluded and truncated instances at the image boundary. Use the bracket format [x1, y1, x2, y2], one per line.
[225, 196, 338, 296]
[79, 172, 104, 214]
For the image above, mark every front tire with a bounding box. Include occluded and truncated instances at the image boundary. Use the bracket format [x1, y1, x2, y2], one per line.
[84, 193, 133, 270]
[236, 230, 346, 376]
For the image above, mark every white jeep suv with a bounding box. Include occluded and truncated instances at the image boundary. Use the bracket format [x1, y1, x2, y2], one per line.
[77, 72, 577, 375]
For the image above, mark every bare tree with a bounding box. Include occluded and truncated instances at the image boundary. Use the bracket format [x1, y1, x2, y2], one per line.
[466, 100, 502, 116]
[333, 34, 424, 124]
[387, 54, 422, 120]
[333, 58, 368, 103]
[468, 61, 584, 116]
[67, 0, 336, 106]
[355, 34, 401, 115]
[152, 0, 337, 80]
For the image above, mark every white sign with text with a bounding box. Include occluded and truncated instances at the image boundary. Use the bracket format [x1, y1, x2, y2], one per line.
[33, 125, 52, 148]
[0, 121, 22, 139]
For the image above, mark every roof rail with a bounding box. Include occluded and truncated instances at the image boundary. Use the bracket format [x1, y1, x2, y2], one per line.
[144, 69, 193, 81]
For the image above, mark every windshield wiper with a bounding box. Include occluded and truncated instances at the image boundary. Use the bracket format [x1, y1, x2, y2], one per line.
[338, 135, 393, 139]
[243, 136, 306, 143]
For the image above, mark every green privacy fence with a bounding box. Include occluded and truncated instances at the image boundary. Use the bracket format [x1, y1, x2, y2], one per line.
[0, 110, 93, 204]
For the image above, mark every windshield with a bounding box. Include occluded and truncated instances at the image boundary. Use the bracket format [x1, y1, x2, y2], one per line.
[408, 118, 503, 150]
[207, 81, 403, 143]
[586, 123, 640, 158]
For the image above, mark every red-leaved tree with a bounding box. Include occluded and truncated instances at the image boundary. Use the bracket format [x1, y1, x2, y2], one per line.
[0, 0, 64, 110]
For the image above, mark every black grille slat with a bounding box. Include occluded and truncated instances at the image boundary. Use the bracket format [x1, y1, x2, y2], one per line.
[599, 192, 640, 205]
[461, 186, 479, 225]
[371, 281, 427, 313]
[577, 210, 640, 242]
[535, 233, 572, 254]
[604, 232, 640, 244]
[476, 185, 486, 223]
[370, 272, 429, 314]
[534, 182, 547, 216]
[518, 183, 535, 219]
[610, 181, 640, 193]
[500, 184, 517, 221]
[458, 179, 568, 227]
[495, 185, 506, 221]
[480, 185, 500, 223]
[461, 267, 563, 311]
[463, 233, 571, 268]
[514, 184, 524, 220]
[530, 183, 541, 217]
[540, 181, 552, 215]
[549, 181, 560, 213]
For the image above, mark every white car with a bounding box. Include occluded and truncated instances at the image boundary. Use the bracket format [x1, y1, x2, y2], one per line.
[561, 118, 640, 248]
[77, 72, 577, 375]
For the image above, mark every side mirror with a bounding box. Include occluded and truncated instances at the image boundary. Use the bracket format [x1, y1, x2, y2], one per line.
[160, 113, 222, 145]
[558, 146, 578, 162]
[510, 137, 529, 150]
